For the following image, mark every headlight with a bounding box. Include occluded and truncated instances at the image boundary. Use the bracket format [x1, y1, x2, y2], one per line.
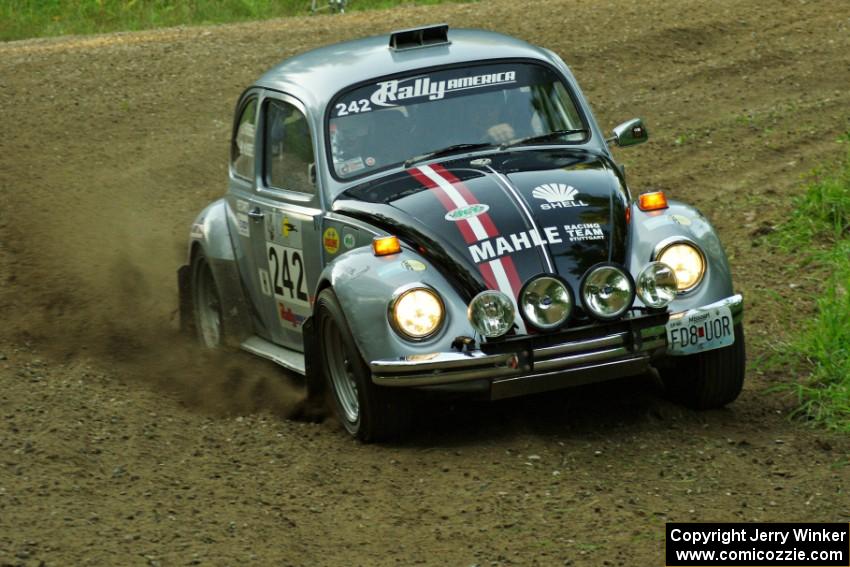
[636, 262, 678, 308]
[468, 290, 515, 338]
[389, 286, 444, 340]
[519, 276, 573, 330]
[656, 242, 705, 292]
[580, 264, 634, 320]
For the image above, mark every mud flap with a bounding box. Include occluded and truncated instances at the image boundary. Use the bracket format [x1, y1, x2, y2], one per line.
[291, 316, 327, 422]
[302, 316, 324, 399]
[177, 265, 193, 335]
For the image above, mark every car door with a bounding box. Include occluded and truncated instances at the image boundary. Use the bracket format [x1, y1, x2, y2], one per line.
[244, 91, 323, 351]
[225, 90, 272, 341]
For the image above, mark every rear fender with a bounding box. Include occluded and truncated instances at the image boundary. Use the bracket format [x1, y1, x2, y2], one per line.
[315, 247, 476, 364]
[182, 199, 254, 346]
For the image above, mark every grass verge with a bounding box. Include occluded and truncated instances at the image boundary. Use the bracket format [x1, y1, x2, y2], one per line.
[772, 142, 850, 431]
[1, 0, 475, 42]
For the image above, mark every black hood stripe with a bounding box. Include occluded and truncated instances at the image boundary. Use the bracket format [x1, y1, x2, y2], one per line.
[407, 164, 525, 329]
[484, 165, 557, 273]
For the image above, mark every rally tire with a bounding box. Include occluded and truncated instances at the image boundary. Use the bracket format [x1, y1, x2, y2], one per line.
[316, 288, 411, 442]
[660, 323, 746, 409]
[191, 250, 224, 349]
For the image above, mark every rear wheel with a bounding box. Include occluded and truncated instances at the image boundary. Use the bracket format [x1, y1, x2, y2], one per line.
[660, 323, 746, 409]
[316, 288, 410, 442]
[191, 251, 223, 349]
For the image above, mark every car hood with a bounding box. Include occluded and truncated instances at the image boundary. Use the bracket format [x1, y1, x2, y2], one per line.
[334, 149, 630, 302]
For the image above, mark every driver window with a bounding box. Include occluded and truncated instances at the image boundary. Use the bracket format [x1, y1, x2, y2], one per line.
[264, 99, 315, 195]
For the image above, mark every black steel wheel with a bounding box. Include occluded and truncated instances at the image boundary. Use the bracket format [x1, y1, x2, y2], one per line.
[315, 288, 411, 442]
[191, 251, 223, 349]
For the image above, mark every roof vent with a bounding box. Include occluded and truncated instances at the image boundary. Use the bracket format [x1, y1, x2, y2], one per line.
[389, 24, 450, 51]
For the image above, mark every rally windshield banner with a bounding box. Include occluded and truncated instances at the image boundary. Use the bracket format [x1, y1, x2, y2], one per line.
[331, 63, 549, 117]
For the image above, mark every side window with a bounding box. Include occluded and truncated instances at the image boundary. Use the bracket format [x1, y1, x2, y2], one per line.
[231, 98, 257, 180]
[264, 99, 315, 194]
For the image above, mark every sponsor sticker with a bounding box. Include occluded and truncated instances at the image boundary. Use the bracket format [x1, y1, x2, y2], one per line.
[332, 66, 522, 117]
[670, 214, 692, 226]
[563, 223, 605, 242]
[343, 233, 356, 249]
[281, 216, 297, 237]
[323, 227, 340, 254]
[236, 213, 250, 238]
[531, 183, 588, 210]
[278, 303, 306, 328]
[401, 259, 427, 272]
[338, 157, 365, 175]
[468, 224, 604, 263]
[445, 203, 490, 222]
[369, 71, 517, 108]
[236, 199, 251, 213]
[190, 223, 204, 238]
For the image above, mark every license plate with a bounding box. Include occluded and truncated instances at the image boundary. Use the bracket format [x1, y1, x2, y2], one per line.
[666, 305, 734, 355]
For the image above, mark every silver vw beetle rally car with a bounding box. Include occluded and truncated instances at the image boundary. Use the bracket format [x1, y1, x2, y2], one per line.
[178, 25, 745, 441]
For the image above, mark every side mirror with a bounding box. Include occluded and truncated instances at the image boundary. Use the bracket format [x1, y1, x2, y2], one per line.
[607, 118, 649, 147]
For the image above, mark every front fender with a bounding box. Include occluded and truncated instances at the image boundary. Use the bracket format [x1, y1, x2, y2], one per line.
[182, 199, 254, 345]
[627, 199, 735, 313]
[316, 247, 475, 364]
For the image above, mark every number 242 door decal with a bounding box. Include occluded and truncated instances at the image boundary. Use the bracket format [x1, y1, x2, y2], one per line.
[266, 243, 309, 307]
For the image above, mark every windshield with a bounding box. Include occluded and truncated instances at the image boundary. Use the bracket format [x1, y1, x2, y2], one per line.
[328, 62, 586, 179]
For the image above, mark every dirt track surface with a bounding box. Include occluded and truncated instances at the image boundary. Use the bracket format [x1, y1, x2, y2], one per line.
[1, 1, 849, 565]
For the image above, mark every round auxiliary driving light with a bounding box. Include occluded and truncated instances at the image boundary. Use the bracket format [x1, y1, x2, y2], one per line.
[580, 264, 635, 320]
[519, 276, 573, 330]
[468, 290, 515, 338]
[636, 262, 679, 309]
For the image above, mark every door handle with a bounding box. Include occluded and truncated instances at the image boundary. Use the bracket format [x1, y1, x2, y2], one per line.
[248, 208, 264, 220]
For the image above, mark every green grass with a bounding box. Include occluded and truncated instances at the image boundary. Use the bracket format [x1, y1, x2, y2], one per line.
[0, 0, 475, 42]
[772, 142, 850, 431]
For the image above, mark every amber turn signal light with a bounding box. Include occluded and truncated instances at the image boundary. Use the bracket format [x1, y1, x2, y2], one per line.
[372, 235, 401, 256]
[638, 191, 668, 211]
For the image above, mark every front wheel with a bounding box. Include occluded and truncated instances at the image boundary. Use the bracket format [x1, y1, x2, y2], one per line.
[659, 323, 746, 409]
[316, 288, 411, 442]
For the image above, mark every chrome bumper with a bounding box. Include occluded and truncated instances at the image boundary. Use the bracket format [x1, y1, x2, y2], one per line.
[370, 294, 742, 399]
[669, 293, 744, 325]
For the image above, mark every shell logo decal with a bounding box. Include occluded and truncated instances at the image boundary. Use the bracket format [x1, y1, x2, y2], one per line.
[531, 183, 588, 210]
[532, 183, 578, 202]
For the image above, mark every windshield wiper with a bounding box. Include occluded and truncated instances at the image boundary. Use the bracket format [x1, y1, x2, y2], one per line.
[403, 142, 495, 168]
[499, 129, 588, 150]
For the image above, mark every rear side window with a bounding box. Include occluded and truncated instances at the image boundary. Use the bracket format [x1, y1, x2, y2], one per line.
[231, 98, 257, 180]
[264, 99, 315, 194]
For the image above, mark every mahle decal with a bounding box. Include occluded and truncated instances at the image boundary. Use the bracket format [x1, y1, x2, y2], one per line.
[444, 203, 490, 222]
[468, 224, 604, 263]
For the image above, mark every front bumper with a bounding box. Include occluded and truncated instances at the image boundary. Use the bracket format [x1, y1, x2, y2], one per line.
[369, 294, 743, 400]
